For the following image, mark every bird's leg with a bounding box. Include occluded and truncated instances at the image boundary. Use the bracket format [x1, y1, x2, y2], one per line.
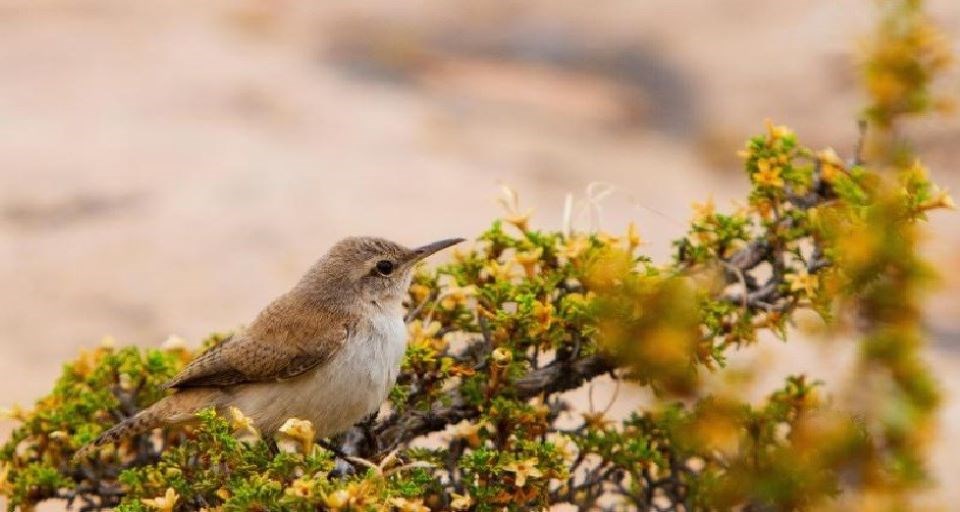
[359, 412, 379, 455]
[264, 437, 280, 457]
[316, 438, 350, 461]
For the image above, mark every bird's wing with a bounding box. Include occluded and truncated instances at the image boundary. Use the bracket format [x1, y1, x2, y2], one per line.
[162, 301, 352, 389]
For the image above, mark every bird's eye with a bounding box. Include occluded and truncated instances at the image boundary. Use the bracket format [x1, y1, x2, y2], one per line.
[374, 259, 395, 276]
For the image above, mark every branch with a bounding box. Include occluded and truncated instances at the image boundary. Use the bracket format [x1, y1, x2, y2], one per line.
[351, 355, 613, 458]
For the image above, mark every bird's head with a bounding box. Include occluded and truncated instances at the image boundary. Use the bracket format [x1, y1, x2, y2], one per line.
[300, 236, 464, 309]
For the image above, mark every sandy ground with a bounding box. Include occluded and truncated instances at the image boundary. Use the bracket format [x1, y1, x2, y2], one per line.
[0, 1, 958, 509]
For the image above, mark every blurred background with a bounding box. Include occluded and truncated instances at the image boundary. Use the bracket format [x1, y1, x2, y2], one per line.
[0, 0, 958, 507]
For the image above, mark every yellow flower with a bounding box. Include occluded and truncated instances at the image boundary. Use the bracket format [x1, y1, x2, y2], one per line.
[323, 483, 373, 511]
[141, 487, 179, 512]
[286, 477, 314, 498]
[785, 268, 819, 297]
[450, 491, 474, 510]
[504, 457, 543, 487]
[229, 406, 259, 442]
[323, 489, 351, 510]
[919, 189, 955, 211]
[408, 283, 432, 304]
[559, 235, 590, 261]
[480, 259, 517, 282]
[498, 185, 534, 232]
[99, 335, 117, 349]
[0, 404, 27, 422]
[389, 497, 430, 512]
[491, 347, 513, 368]
[515, 247, 543, 278]
[439, 284, 476, 310]
[278, 418, 315, 454]
[596, 231, 620, 246]
[754, 159, 784, 188]
[408, 319, 446, 352]
[408, 320, 441, 340]
[528, 301, 555, 336]
[626, 222, 644, 251]
[582, 411, 615, 431]
[817, 148, 845, 183]
[72, 349, 100, 378]
[691, 196, 716, 222]
[0, 463, 11, 494]
[504, 210, 534, 232]
[551, 434, 579, 466]
[764, 118, 793, 142]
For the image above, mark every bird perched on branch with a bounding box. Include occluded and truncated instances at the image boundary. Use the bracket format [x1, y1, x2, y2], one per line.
[76, 236, 463, 458]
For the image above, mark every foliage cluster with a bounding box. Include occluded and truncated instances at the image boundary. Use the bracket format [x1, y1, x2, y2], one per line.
[1, 0, 954, 510]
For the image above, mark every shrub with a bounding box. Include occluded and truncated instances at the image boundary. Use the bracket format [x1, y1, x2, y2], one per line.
[1, 0, 954, 510]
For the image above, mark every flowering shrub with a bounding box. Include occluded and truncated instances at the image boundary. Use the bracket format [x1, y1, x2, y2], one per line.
[1, 0, 954, 510]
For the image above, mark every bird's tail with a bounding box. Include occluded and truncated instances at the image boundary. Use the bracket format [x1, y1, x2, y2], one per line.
[73, 391, 213, 461]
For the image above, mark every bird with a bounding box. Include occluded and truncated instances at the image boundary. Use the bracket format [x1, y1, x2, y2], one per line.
[75, 236, 463, 459]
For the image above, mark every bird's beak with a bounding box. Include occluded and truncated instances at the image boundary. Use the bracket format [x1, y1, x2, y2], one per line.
[408, 238, 465, 263]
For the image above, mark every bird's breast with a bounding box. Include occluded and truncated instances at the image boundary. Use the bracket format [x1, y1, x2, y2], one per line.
[225, 311, 408, 437]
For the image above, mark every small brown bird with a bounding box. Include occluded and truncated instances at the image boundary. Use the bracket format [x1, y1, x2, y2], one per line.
[77, 236, 463, 457]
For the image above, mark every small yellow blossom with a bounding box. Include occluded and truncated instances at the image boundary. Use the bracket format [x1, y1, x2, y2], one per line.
[582, 411, 615, 431]
[559, 235, 590, 261]
[596, 231, 620, 246]
[408, 283, 432, 304]
[785, 268, 819, 297]
[490, 347, 513, 368]
[515, 247, 543, 277]
[390, 497, 430, 512]
[286, 477, 314, 498]
[528, 301, 555, 336]
[323, 488, 351, 510]
[229, 406, 259, 442]
[0, 404, 27, 422]
[504, 457, 543, 487]
[498, 185, 534, 232]
[551, 434, 579, 466]
[72, 349, 100, 378]
[216, 487, 231, 501]
[919, 189, 955, 211]
[480, 259, 517, 282]
[764, 118, 793, 142]
[141, 487, 179, 512]
[278, 418, 315, 454]
[754, 159, 784, 188]
[99, 335, 117, 349]
[440, 284, 477, 310]
[692, 196, 716, 222]
[162, 334, 187, 350]
[408, 320, 441, 341]
[0, 463, 11, 494]
[504, 210, 534, 233]
[450, 491, 474, 510]
[817, 148, 845, 183]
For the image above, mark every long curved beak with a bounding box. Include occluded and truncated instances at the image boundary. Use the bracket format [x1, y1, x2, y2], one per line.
[408, 238, 465, 263]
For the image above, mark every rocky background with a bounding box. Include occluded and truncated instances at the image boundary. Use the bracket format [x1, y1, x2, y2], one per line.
[1, 1, 958, 508]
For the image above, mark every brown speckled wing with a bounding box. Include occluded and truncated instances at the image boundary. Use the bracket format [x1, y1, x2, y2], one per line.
[162, 301, 352, 389]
